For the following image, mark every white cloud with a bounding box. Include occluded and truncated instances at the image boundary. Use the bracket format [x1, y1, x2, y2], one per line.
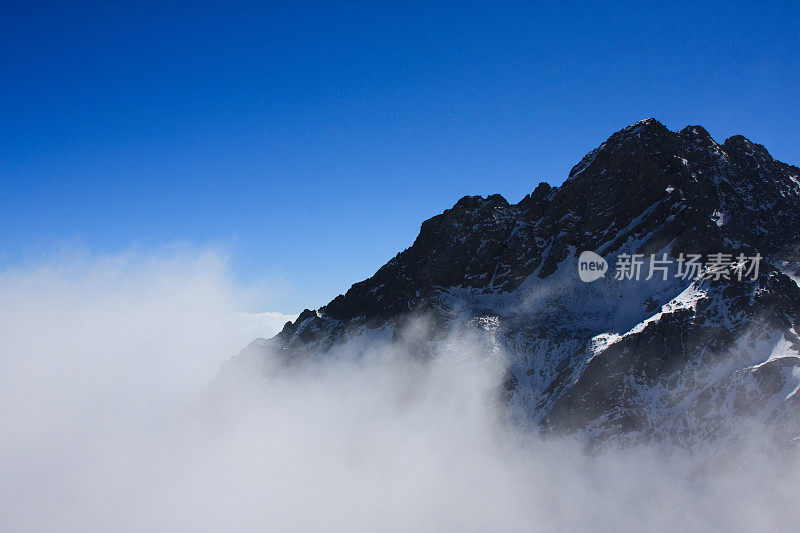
[0, 246, 797, 532]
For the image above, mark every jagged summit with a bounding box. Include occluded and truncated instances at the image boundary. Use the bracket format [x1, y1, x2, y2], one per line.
[300, 120, 798, 328]
[621, 116, 669, 134]
[453, 193, 509, 209]
[679, 124, 715, 142]
[224, 119, 800, 448]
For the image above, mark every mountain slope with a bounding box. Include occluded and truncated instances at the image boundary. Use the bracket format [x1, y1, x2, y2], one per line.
[227, 119, 800, 446]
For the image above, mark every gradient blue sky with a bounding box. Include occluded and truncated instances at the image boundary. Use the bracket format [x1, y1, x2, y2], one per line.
[2, 1, 798, 312]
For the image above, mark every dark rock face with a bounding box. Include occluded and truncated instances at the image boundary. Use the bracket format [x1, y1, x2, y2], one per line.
[230, 118, 800, 446]
[323, 192, 518, 323]
[309, 119, 799, 327]
[544, 271, 800, 443]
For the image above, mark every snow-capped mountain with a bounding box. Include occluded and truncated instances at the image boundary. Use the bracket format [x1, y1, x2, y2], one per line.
[225, 118, 800, 447]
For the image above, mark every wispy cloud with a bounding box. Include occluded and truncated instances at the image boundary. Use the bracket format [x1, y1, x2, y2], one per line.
[0, 246, 797, 532]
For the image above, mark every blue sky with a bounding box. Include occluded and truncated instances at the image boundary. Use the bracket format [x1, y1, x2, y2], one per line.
[2, 1, 798, 313]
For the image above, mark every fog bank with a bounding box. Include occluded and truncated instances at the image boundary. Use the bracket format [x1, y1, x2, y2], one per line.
[0, 248, 797, 532]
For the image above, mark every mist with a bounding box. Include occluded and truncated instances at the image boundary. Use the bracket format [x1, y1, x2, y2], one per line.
[1, 248, 798, 532]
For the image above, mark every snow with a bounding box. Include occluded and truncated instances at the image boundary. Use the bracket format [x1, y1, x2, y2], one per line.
[763, 333, 800, 365]
[591, 332, 622, 353]
[789, 367, 800, 400]
[710, 209, 726, 226]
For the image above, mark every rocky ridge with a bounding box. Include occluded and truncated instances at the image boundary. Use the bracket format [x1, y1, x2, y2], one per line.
[226, 118, 800, 446]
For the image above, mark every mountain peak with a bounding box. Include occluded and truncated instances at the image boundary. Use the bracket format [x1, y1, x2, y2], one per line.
[568, 119, 671, 179]
[271, 119, 800, 333]
[723, 134, 773, 161]
[619, 117, 669, 137]
[679, 124, 716, 144]
[223, 119, 800, 449]
[627, 117, 663, 129]
[453, 194, 509, 209]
